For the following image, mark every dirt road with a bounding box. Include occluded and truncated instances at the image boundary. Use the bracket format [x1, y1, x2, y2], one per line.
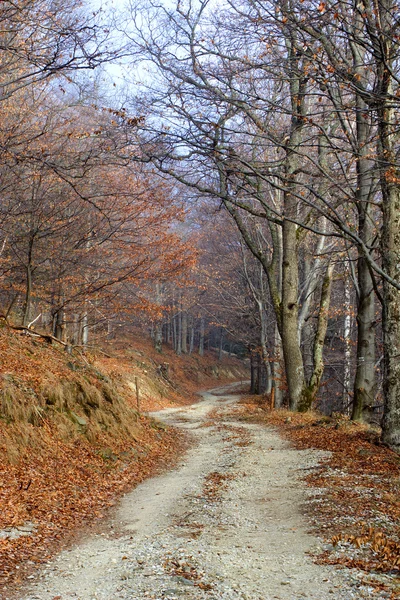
[17, 384, 365, 600]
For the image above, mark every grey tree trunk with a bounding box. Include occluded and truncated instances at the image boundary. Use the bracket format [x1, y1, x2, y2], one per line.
[351, 27, 376, 421]
[181, 311, 188, 354]
[22, 263, 32, 327]
[172, 312, 177, 352]
[265, 359, 272, 396]
[176, 295, 182, 355]
[281, 199, 306, 411]
[154, 323, 163, 353]
[343, 265, 352, 414]
[167, 316, 172, 345]
[250, 349, 258, 394]
[304, 261, 334, 407]
[199, 316, 205, 356]
[378, 84, 400, 448]
[218, 327, 224, 361]
[241, 251, 273, 397]
[273, 325, 283, 408]
[154, 283, 163, 353]
[369, 0, 400, 450]
[71, 314, 80, 345]
[189, 316, 194, 354]
[22, 240, 34, 327]
[81, 312, 89, 347]
[279, 15, 307, 411]
[352, 233, 376, 421]
[54, 308, 65, 341]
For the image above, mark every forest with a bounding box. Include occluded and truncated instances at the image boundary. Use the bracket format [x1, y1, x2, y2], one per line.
[1, 0, 400, 452]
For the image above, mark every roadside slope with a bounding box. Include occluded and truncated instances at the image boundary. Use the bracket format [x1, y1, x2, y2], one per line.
[17, 385, 364, 600]
[0, 327, 247, 593]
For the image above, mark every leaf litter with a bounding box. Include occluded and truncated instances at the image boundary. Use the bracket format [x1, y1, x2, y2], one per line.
[233, 397, 400, 598]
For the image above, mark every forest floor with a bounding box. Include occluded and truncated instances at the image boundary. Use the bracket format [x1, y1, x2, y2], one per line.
[0, 327, 247, 597]
[9, 384, 399, 600]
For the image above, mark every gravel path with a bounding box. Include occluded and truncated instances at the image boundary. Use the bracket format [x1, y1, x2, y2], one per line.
[17, 384, 368, 600]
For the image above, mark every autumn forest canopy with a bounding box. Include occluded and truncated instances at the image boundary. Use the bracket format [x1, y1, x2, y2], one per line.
[1, 0, 400, 450]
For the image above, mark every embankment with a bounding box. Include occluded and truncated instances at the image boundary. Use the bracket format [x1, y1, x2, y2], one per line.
[0, 326, 248, 591]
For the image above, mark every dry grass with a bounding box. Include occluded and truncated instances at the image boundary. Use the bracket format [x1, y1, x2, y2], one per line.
[0, 326, 247, 593]
[96, 335, 249, 411]
[0, 374, 140, 463]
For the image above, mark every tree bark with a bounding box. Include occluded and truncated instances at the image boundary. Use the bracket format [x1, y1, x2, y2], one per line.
[181, 310, 188, 353]
[301, 261, 334, 410]
[154, 322, 163, 353]
[81, 310, 88, 347]
[172, 312, 177, 352]
[199, 316, 205, 356]
[279, 12, 308, 410]
[167, 315, 172, 345]
[352, 247, 376, 421]
[281, 200, 305, 410]
[22, 239, 34, 327]
[189, 316, 194, 354]
[351, 26, 376, 421]
[154, 282, 163, 353]
[371, 0, 400, 450]
[250, 348, 258, 394]
[379, 93, 400, 448]
[218, 327, 224, 361]
[273, 325, 283, 408]
[343, 265, 352, 414]
[176, 294, 182, 355]
[54, 308, 65, 341]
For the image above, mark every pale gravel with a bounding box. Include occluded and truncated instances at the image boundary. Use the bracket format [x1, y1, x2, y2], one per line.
[11, 384, 380, 600]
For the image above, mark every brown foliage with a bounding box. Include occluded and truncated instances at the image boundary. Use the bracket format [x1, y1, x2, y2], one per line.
[0, 327, 187, 592]
[0, 326, 246, 594]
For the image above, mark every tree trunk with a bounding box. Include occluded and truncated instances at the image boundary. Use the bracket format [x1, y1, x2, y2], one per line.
[372, 0, 400, 450]
[257, 353, 266, 394]
[218, 327, 224, 361]
[259, 305, 272, 395]
[351, 33, 376, 421]
[250, 349, 258, 394]
[70, 314, 80, 345]
[176, 299, 182, 355]
[22, 263, 32, 327]
[22, 241, 34, 327]
[352, 249, 376, 421]
[199, 316, 205, 356]
[154, 282, 163, 353]
[273, 325, 283, 408]
[189, 316, 194, 354]
[379, 104, 400, 449]
[54, 308, 65, 341]
[265, 359, 272, 395]
[181, 311, 188, 353]
[281, 214, 305, 410]
[167, 315, 172, 344]
[302, 261, 334, 410]
[172, 312, 177, 352]
[343, 265, 352, 414]
[154, 322, 163, 353]
[81, 311, 89, 347]
[279, 18, 307, 410]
